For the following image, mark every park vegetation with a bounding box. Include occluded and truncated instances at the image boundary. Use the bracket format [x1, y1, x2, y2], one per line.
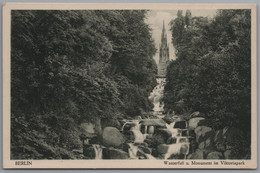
[163, 9, 251, 158]
[11, 10, 157, 159]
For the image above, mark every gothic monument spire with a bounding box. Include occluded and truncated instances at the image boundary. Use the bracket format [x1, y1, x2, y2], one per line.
[158, 20, 169, 77]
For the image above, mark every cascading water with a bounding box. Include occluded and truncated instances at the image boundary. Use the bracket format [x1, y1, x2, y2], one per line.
[86, 78, 190, 160]
[128, 143, 139, 159]
[149, 78, 166, 118]
[148, 78, 191, 159]
[92, 144, 103, 159]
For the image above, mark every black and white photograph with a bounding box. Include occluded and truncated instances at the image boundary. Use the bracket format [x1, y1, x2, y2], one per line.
[2, 3, 257, 169]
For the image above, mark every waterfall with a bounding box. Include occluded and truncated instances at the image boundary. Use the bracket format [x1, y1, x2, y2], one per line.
[92, 144, 103, 159]
[128, 143, 139, 159]
[149, 78, 166, 115]
[166, 122, 175, 129]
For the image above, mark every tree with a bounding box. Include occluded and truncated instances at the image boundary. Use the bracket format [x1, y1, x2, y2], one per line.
[11, 10, 157, 159]
[165, 9, 251, 131]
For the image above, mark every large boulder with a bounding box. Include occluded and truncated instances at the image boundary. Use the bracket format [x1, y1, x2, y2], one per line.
[102, 127, 125, 148]
[152, 129, 172, 145]
[187, 149, 204, 159]
[102, 148, 129, 159]
[188, 117, 206, 130]
[207, 151, 224, 159]
[194, 126, 215, 144]
[157, 144, 169, 154]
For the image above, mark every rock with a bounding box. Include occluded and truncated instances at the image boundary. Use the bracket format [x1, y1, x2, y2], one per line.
[83, 145, 96, 159]
[194, 126, 214, 144]
[187, 149, 204, 159]
[190, 111, 205, 118]
[139, 145, 152, 154]
[146, 129, 172, 147]
[207, 151, 223, 159]
[80, 123, 95, 134]
[155, 129, 173, 142]
[224, 150, 233, 159]
[102, 147, 129, 159]
[188, 117, 205, 130]
[102, 127, 125, 148]
[157, 144, 169, 154]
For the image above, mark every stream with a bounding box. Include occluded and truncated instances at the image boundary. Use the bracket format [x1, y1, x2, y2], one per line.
[84, 78, 190, 160]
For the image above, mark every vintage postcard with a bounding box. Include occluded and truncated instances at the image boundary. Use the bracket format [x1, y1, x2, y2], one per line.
[2, 3, 257, 169]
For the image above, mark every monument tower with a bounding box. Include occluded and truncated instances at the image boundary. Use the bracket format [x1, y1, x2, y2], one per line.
[158, 20, 169, 77]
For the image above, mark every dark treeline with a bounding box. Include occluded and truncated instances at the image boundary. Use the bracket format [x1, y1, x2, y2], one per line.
[11, 10, 157, 159]
[164, 9, 251, 142]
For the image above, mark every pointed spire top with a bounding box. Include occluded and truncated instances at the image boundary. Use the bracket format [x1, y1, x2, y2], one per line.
[163, 20, 165, 32]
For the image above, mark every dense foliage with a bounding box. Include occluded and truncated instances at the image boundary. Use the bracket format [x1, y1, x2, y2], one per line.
[11, 10, 157, 159]
[164, 9, 251, 131]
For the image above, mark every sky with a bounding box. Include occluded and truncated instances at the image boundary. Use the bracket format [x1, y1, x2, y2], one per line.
[145, 9, 217, 65]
